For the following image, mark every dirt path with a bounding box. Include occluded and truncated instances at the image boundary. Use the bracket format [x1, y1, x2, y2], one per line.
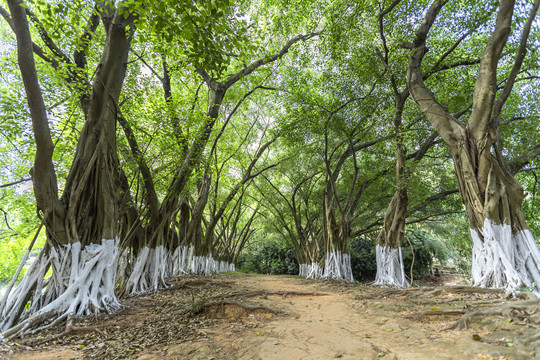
[1, 273, 539, 359]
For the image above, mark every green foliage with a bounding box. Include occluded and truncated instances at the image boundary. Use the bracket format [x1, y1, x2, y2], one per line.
[238, 241, 298, 275]
[0, 229, 45, 283]
[349, 236, 377, 281]
[0, 0, 539, 290]
[402, 229, 458, 278]
[348, 229, 460, 281]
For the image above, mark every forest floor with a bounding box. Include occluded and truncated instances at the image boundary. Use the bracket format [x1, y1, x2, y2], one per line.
[1, 272, 540, 360]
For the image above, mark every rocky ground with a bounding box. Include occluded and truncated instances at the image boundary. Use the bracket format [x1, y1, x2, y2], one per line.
[1, 273, 539, 359]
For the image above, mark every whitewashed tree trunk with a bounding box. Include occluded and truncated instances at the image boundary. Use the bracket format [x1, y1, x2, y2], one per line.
[1, 239, 120, 335]
[374, 245, 409, 287]
[322, 250, 354, 281]
[125, 246, 171, 296]
[471, 220, 540, 296]
[407, 0, 540, 296]
[299, 262, 324, 279]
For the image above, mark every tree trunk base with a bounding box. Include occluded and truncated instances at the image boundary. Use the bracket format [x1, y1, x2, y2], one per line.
[1, 239, 121, 338]
[124, 246, 170, 296]
[471, 220, 540, 296]
[187, 247, 235, 275]
[170, 246, 190, 276]
[299, 263, 323, 279]
[322, 250, 354, 281]
[374, 244, 409, 288]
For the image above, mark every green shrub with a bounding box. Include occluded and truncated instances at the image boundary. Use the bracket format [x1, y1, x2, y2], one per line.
[238, 241, 298, 275]
[349, 229, 456, 281]
[349, 236, 377, 281]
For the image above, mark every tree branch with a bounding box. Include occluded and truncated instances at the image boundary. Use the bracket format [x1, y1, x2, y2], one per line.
[490, 0, 539, 127]
[509, 144, 540, 174]
[0, 178, 31, 188]
[468, 0, 515, 136]
[224, 33, 320, 89]
[406, 1, 464, 147]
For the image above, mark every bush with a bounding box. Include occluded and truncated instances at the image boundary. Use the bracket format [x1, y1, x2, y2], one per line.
[238, 241, 299, 275]
[401, 231, 433, 279]
[349, 229, 455, 281]
[349, 236, 377, 281]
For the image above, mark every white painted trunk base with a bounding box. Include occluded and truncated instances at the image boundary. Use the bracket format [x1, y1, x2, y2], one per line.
[125, 246, 170, 296]
[0, 239, 121, 333]
[124, 245, 236, 296]
[322, 250, 354, 282]
[374, 244, 409, 288]
[187, 246, 235, 275]
[170, 246, 189, 276]
[299, 263, 323, 279]
[471, 219, 540, 296]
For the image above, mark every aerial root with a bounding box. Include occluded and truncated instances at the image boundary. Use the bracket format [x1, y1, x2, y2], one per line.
[2, 311, 57, 341]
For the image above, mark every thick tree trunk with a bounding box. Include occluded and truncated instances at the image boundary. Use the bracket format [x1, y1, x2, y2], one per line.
[322, 186, 354, 281]
[1, 1, 136, 336]
[375, 93, 409, 287]
[452, 134, 540, 294]
[407, 0, 540, 295]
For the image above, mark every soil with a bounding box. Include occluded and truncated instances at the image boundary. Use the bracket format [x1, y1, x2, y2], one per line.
[1, 273, 539, 360]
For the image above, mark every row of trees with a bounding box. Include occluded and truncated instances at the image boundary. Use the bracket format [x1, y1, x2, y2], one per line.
[0, 0, 539, 338]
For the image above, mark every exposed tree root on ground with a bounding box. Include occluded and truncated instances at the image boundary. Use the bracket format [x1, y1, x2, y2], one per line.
[403, 309, 466, 320]
[31, 317, 105, 346]
[209, 290, 329, 301]
[205, 300, 280, 314]
[445, 299, 540, 330]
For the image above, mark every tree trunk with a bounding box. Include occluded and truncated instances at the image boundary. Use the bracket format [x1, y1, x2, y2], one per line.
[322, 184, 354, 281]
[374, 91, 409, 287]
[1, 1, 136, 335]
[407, 0, 540, 295]
[452, 133, 540, 293]
[375, 188, 408, 287]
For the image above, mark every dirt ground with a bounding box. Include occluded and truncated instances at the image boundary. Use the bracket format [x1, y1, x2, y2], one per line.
[1, 273, 539, 360]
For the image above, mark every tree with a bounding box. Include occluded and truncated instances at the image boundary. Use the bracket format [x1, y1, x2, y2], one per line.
[0, 0, 138, 337]
[407, 0, 540, 294]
